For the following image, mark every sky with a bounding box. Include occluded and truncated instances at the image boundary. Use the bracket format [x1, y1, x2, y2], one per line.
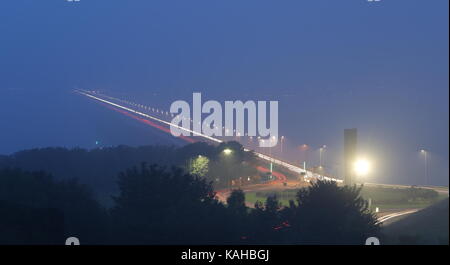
[0, 0, 448, 185]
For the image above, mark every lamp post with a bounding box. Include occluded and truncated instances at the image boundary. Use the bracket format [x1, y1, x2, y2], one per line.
[223, 148, 233, 190]
[420, 149, 428, 186]
[300, 144, 309, 170]
[354, 158, 372, 210]
[319, 145, 326, 168]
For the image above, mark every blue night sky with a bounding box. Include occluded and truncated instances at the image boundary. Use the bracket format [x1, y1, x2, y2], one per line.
[0, 0, 448, 185]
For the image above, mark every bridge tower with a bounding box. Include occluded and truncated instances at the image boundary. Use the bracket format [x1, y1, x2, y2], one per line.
[344, 128, 357, 186]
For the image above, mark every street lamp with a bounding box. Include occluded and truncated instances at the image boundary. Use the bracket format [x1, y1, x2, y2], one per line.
[259, 139, 265, 153]
[319, 145, 326, 168]
[420, 149, 428, 185]
[354, 159, 370, 179]
[269, 136, 277, 157]
[280, 136, 285, 154]
[222, 148, 233, 191]
[223, 148, 233, 155]
[299, 144, 309, 169]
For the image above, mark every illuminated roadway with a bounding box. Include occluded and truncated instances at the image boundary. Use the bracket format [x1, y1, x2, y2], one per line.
[376, 209, 419, 224]
[75, 89, 342, 183]
[75, 89, 450, 199]
[76, 89, 448, 222]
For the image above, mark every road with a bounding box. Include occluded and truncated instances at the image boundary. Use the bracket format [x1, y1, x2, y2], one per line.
[75, 89, 341, 183]
[365, 182, 449, 195]
[376, 209, 419, 225]
[77, 89, 449, 212]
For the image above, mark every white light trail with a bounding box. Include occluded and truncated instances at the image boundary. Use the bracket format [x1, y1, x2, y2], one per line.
[76, 90, 343, 183]
[376, 209, 418, 224]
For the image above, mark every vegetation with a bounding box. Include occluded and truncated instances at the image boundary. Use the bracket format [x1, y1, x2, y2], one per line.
[110, 164, 227, 244]
[0, 142, 258, 206]
[245, 185, 443, 211]
[187, 155, 209, 178]
[247, 190, 298, 206]
[360, 186, 441, 210]
[382, 198, 449, 245]
[0, 168, 108, 244]
[0, 161, 379, 244]
[279, 181, 379, 244]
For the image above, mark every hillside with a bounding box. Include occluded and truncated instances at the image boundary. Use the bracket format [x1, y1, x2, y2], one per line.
[382, 198, 449, 245]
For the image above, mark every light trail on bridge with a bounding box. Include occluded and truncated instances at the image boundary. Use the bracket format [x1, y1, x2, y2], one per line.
[75, 89, 342, 183]
[102, 102, 196, 143]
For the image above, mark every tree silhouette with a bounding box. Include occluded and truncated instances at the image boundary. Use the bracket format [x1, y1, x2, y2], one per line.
[0, 142, 258, 204]
[111, 163, 236, 244]
[282, 180, 380, 244]
[247, 195, 284, 244]
[0, 146, 383, 245]
[227, 189, 247, 216]
[0, 168, 108, 244]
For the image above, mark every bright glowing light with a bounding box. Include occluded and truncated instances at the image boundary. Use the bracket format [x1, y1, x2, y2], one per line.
[354, 159, 370, 176]
[223, 148, 233, 155]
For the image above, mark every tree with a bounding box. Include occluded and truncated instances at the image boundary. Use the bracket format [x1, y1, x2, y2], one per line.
[176, 142, 216, 164]
[227, 189, 247, 216]
[225, 189, 251, 242]
[215, 141, 255, 164]
[111, 163, 235, 244]
[0, 168, 108, 244]
[208, 142, 257, 189]
[187, 155, 209, 178]
[265, 194, 281, 214]
[247, 195, 284, 244]
[0, 199, 65, 245]
[282, 180, 380, 244]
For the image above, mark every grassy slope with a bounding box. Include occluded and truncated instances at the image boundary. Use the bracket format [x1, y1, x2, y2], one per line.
[382, 198, 449, 245]
[245, 186, 447, 210]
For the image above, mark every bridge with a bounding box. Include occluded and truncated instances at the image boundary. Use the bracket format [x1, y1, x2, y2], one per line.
[75, 89, 342, 183]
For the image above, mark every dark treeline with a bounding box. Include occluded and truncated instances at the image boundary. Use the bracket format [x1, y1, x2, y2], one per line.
[0, 142, 258, 206]
[0, 168, 108, 244]
[0, 145, 178, 205]
[0, 142, 380, 244]
[0, 165, 379, 245]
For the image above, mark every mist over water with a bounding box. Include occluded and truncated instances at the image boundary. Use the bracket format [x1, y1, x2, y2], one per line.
[0, 0, 448, 186]
[0, 89, 185, 154]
